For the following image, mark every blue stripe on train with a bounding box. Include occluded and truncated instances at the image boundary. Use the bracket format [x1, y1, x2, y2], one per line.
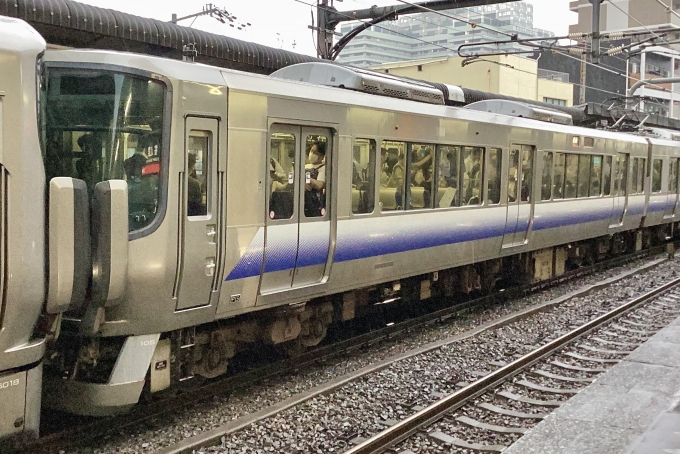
[225, 202, 656, 281]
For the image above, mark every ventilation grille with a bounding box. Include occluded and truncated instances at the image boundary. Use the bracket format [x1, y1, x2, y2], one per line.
[0, 166, 8, 330]
[383, 88, 409, 98]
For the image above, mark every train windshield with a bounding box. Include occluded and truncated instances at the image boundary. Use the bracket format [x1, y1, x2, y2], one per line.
[39, 67, 166, 232]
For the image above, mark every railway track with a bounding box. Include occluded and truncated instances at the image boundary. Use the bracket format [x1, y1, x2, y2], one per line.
[28, 247, 673, 454]
[346, 278, 680, 454]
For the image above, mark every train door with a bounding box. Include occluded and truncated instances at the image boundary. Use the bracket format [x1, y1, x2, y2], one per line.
[260, 124, 332, 295]
[502, 144, 533, 247]
[609, 152, 628, 228]
[175, 117, 221, 310]
[664, 158, 679, 219]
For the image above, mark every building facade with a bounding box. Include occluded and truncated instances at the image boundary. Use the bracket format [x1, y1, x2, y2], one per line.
[570, 1, 680, 119]
[337, 2, 554, 68]
[569, 0, 680, 34]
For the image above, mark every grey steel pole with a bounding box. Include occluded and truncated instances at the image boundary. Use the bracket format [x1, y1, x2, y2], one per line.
[590, 0, 604, 64]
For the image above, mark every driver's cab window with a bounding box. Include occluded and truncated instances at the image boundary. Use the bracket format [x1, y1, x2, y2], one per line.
[40, 68, 166, 232]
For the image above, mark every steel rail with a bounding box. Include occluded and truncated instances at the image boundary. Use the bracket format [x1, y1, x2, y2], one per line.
[344, 276, 680, 454]
[28, 245, 669, 454]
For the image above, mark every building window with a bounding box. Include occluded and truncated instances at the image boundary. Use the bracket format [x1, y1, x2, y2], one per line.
[544, 97, 567, 106]
[417, 65, 423, 71]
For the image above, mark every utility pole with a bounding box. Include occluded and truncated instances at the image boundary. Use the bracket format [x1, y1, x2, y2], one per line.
[590, 0, 604, 64]
[579, 0, 603, 105]
[312, 0, 342, 59]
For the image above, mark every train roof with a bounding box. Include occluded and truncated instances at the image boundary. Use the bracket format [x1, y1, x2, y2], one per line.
[44, 47, 660, 148]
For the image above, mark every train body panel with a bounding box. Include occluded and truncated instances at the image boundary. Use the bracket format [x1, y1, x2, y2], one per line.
[0, 17, 47, 443]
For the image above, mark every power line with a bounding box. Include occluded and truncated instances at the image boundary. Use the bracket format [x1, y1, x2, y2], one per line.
[604, 0, 674, 48]
[292, 0, 647, 100]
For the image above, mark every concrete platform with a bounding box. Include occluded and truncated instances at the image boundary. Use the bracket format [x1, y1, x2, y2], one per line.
[504, 315, 680, 454]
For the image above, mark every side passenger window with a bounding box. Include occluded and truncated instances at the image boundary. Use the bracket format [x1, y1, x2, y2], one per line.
[590, 155, 602, 196]
[436, 145, 460, 208]
[541, 152, 552, 201]
[487, 148, 501, 205]
[553, 152, 565, 200]
[564, 154, 578, 199]
[408, 144, 434, 209]
[380, 141, 407, 211]
[602, 156, 612, 196]
[577, 155, 590, 198]
[352, 138, 376, 214]
[462, 147, 484, 205]
[652, 159, 662, 193]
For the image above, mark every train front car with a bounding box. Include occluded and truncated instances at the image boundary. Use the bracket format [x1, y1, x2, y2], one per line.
[0, 18, 48, 446]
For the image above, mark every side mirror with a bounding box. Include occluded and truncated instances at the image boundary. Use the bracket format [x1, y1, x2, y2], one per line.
[92, 180, 128, 306]
[46, 178, 90, 314]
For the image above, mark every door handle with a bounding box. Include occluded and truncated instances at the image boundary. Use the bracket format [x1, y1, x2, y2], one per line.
[205, 258, 216, 276]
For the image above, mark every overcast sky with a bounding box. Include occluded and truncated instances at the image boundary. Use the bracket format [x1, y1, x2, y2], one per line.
[75, 0, 577, 57]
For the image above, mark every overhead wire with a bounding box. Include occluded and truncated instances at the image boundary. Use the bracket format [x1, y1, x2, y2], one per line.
[290, 0, 655, 99]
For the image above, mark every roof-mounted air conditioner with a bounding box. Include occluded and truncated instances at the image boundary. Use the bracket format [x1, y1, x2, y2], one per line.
[270, 62, 445, 105]
[464, 99, 573, 125]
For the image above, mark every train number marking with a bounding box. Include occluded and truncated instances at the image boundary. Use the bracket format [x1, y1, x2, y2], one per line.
[230, 294, 241, 303]
[140, 339, 156, 347]
[0, 379, 20, 390]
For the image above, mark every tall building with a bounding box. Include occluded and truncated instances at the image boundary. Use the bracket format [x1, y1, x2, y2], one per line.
[570, 0, 680, 119]
[569, 0, 680, 34]
[336, 2, 554, 68]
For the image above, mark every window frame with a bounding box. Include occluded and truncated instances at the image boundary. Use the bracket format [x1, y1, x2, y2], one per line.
[41, 62, 174, 241]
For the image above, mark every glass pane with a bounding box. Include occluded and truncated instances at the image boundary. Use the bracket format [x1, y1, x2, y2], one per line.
[520, 145, 533, 202]
[652, 159, 663, 193]
[590, 155, 602, 196]
[632, 158, 639, 193]
[461, 147, 483, 205]
[553, 152, 565, 200]
[435, 145, 460, 208]
[408, 144, 434, 209]
[187, 134, 208, 216]
[352, 139, 376, 214]
[577, 155, 590, 198]
[269, 132, 296, 220]
[603, 156, 612, 196]
[619, 154, 628, 195]
[508, 148, 519, 203]
[670, 159, 677, 194]
[541, 152, 552, 201]
[304, 135, 328, 218]
[381, 141, 407, 211]
[639, 159, 646, 193]
[487, 148, 502, 205]
[564, 154, 578, 199]
[40, 68, 165, 231]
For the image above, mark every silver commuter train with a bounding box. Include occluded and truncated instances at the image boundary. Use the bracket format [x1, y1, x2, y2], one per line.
[2, 15, 680, 440]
